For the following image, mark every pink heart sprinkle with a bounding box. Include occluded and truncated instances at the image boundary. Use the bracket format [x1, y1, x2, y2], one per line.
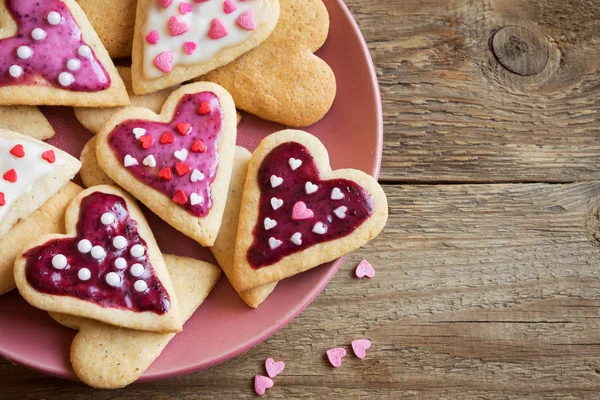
[351, 339, 371, 359]
[223, 0, 237, 14]
[146, 30, 159, 44]
[355, 259, 375, 278]
[326, 347, 346, 368]
[159, 0, 173, 8]
[179, 1, 193, 14]
[183, 41, 197, 55]
[208, 18, 228, 39]
[236, 10, 256, 30]
[292, 201, 314, 220]
[168, 15, 189, 36]
[153, 51, 174, 73]
[265, 357, 285, 378]
[254, 375, 274, 396]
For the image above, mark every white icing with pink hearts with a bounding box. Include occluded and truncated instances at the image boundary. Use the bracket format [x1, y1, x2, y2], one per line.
[142, 0, 272, 78]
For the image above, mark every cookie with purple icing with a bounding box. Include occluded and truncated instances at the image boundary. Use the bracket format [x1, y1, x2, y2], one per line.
[95, 82, 237, 247]
[0, 0, 128, 106]
[13, 185, 182, 333]
[232, 130, 388, 292]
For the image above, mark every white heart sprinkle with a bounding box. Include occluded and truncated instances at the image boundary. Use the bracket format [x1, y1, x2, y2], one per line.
[143, 154, 157, 168]
[331, 187, 344, 200]
[334, 206, 348, 219]
[174, 149, 188, 161]
[271, 197, 283, 210]
[133, 128, 146, 139]
[191, 169, 205, 182]
[268, 237, 282, 250]
[290, 232, 302, 246]
[289, 158, 302, 171]
[270, 175, 283, 188]
[305, 182, 318, 194]
[190, 193, 203, 206]
[264, 218, 277, 230]
[312, 222, 327, 235]
[124, 154, 138, 167]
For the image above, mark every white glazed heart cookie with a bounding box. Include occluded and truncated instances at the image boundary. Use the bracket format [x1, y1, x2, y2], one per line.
[13, 185, 182, 333]
[233, 130, 388, 291]
[95, 82, 237, 246]
[0, 129, 81, 239]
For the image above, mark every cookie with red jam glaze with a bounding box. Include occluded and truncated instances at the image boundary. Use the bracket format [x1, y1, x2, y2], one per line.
[96, 82, 237, 247]
[232, 130, 388, 292]
[13, 185, 182, 333]
[0, 0, 128, 106]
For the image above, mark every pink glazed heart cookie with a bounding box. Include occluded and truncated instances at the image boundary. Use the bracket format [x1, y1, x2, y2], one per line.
[0, 0, 128, 106]
[232, 130, 388, 292]
[96, 82, 237, 246]
[13, 185, 182, 333]
[131, 0, 280, 95]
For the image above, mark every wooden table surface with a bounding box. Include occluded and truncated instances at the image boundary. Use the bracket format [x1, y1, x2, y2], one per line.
[2, 0, 600, 398]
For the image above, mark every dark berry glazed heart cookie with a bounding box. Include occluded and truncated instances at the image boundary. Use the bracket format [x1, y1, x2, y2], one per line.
[232, 130, 388, 292]
[13, 185, 181, 333]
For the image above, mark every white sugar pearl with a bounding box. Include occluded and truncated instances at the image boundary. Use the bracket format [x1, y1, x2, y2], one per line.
[78, 45, 91, 57]
[66, 58, 80, 71]
[16, 46, 32, 60]
[101, 212, 115, 225]
[58, 72, 74, 87]
[77, 239, 92, 254]
[78, 268, 91, 281]
[91, 245, 106, 260]
[113, 236, 127, 250]
[130, 244, 145, 258]
[130, 263, 145, 278]
[105, 272, 120, 287]
[9, 65, 22, 78]
[47, 11, 61, 25]
[134, 280, 148, 292]
[51, 254, 67, 270]
[114, 257, 127, 270]
[31, 28, 47, 40]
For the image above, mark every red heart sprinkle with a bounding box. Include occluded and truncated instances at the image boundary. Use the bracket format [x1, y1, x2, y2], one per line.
[179, 1, 193, 14]
[146, 30, 159, 44]
[158, 167, 172, 180]
[191, 139, 206, 153]
[10, 144, 24, 158]
[0, 192, 5, 206]
[175, 162, 190, 176]
[140, 135, 154, 149]
[3, 169, 17, 183]
[176, 122, 191, 135]
[42, 150, 56, 164]
[197, 101, 212, 115]
[172, 190, 187, 205]
[207, 18, 228, 39]
[160, 131, 175, 144]
[223, 0, 237, 14]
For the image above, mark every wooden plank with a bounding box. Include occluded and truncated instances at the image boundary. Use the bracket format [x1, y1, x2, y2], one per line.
[345, 0, 600, 182]
[2, 182, 600, 398]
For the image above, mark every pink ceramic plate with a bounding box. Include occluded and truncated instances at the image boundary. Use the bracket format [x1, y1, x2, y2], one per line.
[0, 0, 382, 381]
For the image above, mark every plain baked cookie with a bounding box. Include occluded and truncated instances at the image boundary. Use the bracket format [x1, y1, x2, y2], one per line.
[232, 130, 388, 291]
[211, 146, 277, 308]
[14, 185, 182, 333]
[0, 106, 54, 140]
[198, 0, 336, 127]
[79, 136, 116, 187]
[50, 255, 221, 389]
[96, 82, 237, 247]
[131, 0, 280, 95]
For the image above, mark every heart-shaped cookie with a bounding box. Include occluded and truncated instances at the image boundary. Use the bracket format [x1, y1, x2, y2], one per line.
[96, 82, 237, 246]
[131, 0, 280, 95]
[0, 0, 128, 106]
[232, 130, 387, 292]
[13, 185, 182, 333]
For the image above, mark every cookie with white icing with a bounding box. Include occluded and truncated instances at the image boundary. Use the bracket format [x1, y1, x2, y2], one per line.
[0, 0, 128, 106]
[232, 130, 388, 291]
[96, 82, 237, 247]
[0, 129, 81, 239]
[13, 185, 182, 333]
[131, 0, 280, 95]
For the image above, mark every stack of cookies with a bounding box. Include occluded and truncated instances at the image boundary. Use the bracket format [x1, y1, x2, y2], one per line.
[0, 0, 387, 389]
